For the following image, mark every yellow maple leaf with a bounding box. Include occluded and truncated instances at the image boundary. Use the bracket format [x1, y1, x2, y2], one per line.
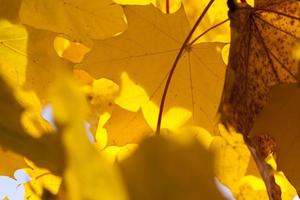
[104, 106, 152, 146]
[54, 36, 91, 63]
[0, 14, 72, 102]
[113, 0, 181, 13]
[119, 136, 225, 200]
[0, 1, 69, 137]
[210, 124, 251, 196]
[23, 160, 61, 200]
[210, 121, 297, 199]
[78, 75, 152, 147]
[50, 74, 129, 200]
[84, 77, 120, 134]
[16, 90, 53, 137]
[77, 4, 226, 133]
[0, 77, 64, 175]
[235, 175, 268, 200]
[114, 0, 230, 42]
[20, 0, 127, 47]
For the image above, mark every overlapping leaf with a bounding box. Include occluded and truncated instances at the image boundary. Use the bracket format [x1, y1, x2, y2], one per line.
[77, 75, 152, 147]
[20, 0, 127, 46]
[0, 77, 64, 175]
[0, 7, 72, 102]
[50, 75, 129, 200]
[250, 84, 300, 193]
[211, 124, 297, 199]
[104, 106, 152, 146]
[223, 0, 300, 134]
[114, 0, 230, 42]
[23, 161, 61, 200]
[210, 124, 251, 196]
[0, 0, 299, 198]
[77, 5, 226, 132]
[119, 136, 225, 200]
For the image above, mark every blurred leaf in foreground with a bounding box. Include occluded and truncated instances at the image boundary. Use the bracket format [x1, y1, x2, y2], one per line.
[119, 135, 224, 200]
[0, 148, 27, 177]
[0, 77, 64, 175]
[50, 74, 128, 200]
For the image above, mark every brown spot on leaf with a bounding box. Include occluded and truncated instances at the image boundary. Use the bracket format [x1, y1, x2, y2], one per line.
[251, 134, 277, 158]
[222, 1, 300, 135]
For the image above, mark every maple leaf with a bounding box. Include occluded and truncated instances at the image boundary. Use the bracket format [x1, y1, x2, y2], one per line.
[54, 36, 91, 64]
[50, 75, 128, 200]
[114, 0, 230, 43]
[23, 161, 61, 199]
[250, 84, 300, 193]
[0, 77, 64, 175]
[235, 176, 269, 199]
[221, 1, 300, 197]
[19, 0, 127, 47]
[104, 106, 152, 146]
[210, 124, 251, 196]
[210, 124, 297, 199]
[113, 0, 182, 13]
[119, 136, 225, 200]
[78, 75, 152, 147]
[2, 0, 299, 198]
[0, 5, 72, 102]
[83, 77, 120, 135]
[77, 4, 226, 133]
[0, 0, 72, 139]
[222, 0, 300, 135]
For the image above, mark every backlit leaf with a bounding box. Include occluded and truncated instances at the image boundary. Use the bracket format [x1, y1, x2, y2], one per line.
[20, 0, 127, 47]
[223, 0, 300, 134]
[119, 136, 225, 200]
[0, 77, 64, 175]
[0, 19, 72, 102]
[104, 106, 152, 146]
[77, 5, 226, 132]
[50, 75, 128, 200]
[210, 124, 251, 197]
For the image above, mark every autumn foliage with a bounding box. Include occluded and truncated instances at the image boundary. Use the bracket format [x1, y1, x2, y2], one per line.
[0, 0, 299, 199]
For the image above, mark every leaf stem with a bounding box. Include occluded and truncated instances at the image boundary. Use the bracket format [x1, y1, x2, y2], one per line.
[189, 18, 230, 45]
[155, 0, 215, 135]
[166, 0, 170, 14]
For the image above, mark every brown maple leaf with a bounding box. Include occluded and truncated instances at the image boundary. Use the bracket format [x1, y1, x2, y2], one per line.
[223, 0, 300, 135]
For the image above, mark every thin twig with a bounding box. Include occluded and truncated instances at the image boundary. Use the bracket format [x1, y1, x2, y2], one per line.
[189, 18, 230, 45]
[155, 0, 215, 135]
